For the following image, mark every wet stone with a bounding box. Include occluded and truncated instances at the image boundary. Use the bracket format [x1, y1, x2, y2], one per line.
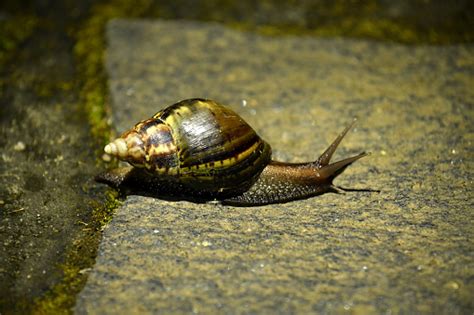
[75, 19, 474, 314]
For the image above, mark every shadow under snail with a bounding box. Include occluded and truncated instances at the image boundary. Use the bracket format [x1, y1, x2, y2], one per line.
[97, 98, 368, 206]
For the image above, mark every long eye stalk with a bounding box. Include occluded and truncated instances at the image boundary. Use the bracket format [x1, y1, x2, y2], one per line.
[315, 119, 367, 180]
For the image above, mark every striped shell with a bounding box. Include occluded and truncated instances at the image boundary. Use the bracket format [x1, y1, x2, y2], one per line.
[104, 99, 272, 194]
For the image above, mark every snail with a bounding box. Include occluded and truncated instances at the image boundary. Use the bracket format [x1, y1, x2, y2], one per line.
[97, 98, 367, 206]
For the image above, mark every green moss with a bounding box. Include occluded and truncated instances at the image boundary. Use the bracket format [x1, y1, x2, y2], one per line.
[0, 14, 39, 104]
[74, 0, 158, 147]
[167, 0, 472, 44]
[0, 15, 38, 64]
[34, 189, 121, 314]
[232, 15, 468, 45]
[32, 1, 155, 312]
[92, 189, 122, 226]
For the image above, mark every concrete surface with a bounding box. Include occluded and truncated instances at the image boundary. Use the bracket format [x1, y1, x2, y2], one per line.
[75, 19, 473, 314]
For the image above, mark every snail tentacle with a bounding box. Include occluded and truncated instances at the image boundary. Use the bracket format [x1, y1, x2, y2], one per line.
[315, 118, 357, 167]
[314, 119, 367, 180]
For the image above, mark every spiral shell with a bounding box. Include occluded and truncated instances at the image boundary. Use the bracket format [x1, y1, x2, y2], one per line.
[104, 99, 272, 194]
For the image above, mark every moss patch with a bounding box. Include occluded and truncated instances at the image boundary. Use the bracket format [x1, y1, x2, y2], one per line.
[31, 1, 155, 313]
[0, 14, 39, 64]
[74, 0, 158, 147]
[34, 190, 121, 314]
[154, 0, 473, 44]
[0, 14, 38, 103]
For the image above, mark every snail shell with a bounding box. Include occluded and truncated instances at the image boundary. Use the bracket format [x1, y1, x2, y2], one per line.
[104, 99, 271, 195]
[99, 98, 368, 206]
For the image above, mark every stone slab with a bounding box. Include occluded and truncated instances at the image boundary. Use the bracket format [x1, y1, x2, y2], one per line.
[75, 19, 474, 314]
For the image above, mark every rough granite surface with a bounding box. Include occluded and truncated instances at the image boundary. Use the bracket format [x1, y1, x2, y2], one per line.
[75, 19, 473, 314]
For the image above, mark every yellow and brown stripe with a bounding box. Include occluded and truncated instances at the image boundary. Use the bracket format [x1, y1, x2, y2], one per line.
[155, 99, 272, 190]
[132, 117, 179, 174]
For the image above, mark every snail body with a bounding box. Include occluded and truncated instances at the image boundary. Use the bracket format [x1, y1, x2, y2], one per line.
[98, 98, 367, 206]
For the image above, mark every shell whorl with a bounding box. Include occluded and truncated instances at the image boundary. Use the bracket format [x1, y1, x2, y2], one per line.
[104, 99, 272, 193]
[104, 118, 178, 172]
[104, 131, 144, 159]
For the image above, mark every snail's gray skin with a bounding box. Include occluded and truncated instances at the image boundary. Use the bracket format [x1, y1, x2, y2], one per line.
[97, 99, 367, 206]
